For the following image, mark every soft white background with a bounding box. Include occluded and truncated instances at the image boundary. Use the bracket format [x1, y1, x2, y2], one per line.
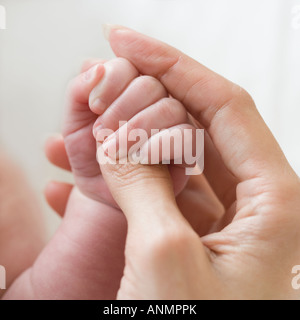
[0, 0, 300, 236]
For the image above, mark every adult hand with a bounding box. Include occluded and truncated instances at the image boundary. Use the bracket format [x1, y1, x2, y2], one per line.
[99, 26, 300, 299]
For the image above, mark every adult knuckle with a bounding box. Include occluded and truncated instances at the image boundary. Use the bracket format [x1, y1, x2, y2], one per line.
[110, 163, 140, 182]
[110, 163, 164, 186]
[214, 85, 256, 120]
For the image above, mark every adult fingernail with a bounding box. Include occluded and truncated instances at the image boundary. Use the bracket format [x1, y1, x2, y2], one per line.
[102, 24, 125, 41]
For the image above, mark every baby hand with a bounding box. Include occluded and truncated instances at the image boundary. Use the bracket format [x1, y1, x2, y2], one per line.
[89, 58, 200, 196]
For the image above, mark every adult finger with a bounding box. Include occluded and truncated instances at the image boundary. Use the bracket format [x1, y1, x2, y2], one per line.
[98, 156, 184, 230]
[105, 25, 290, 182]
[98, 155, 213, 299]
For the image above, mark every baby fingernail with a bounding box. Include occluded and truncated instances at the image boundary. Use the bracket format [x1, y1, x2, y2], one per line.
[85, 64, 101, 81]
[90, 98, 106, 114]
[93, 124, 103, 139]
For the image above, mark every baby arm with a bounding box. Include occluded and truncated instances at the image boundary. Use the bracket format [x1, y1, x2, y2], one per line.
[3, 62, 128, 300]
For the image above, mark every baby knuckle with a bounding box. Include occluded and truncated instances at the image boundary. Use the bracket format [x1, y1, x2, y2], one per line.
[137, 76, 167, 96]
[159, 98, 187, 122]
[114, 57, 137, 74]
[127, 117, 143, 133]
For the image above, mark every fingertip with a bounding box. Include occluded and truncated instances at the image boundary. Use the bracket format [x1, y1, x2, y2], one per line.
[88, 58, 139, 115]
[44, 134, 71, 172]
[102, 24, 127, 41]
[83, 63, 105, 83]
[44, 180, 56, 197]
[44, 181, 73, 217]
[68, 63, 105, 106]
[44, 134, 63, 159]
[88, 65, 108, 115]
[80, 58, 107, 73]
[44, 181, 61, 205]
[44, 181, 59, 213]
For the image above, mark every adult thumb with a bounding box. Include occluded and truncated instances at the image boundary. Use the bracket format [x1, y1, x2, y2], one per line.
[98, 145, 183, 231]
[98, 147, 213, 299]
[97, 144, 205, 246]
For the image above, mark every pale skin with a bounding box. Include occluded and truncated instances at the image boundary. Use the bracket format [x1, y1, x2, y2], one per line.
[0, 151, 45, 298]
[2, 41, 203, 300]
[2, 26, 300, 299]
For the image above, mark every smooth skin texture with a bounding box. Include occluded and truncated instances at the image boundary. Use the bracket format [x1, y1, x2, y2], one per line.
[97, 26, 300, 299]
[3, 53, 211, 299]
[0, 151, 45, 298]
[43, 27, 300, 299]
[3, 62, 128, 300]
[91, 58, 200, 195]
[3, 26, 300, 299]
